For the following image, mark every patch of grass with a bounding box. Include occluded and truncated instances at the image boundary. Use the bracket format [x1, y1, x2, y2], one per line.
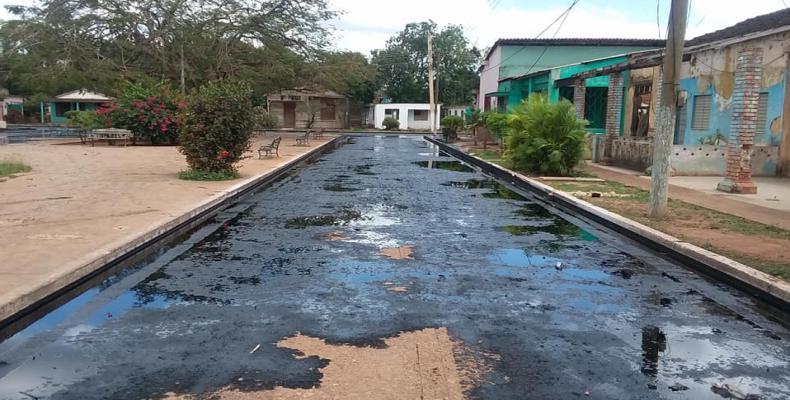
[0, 160, 32, 177]
[550, 181, 650, 203]
[178, 169, 239, 181]
[471, 150, 511, 168]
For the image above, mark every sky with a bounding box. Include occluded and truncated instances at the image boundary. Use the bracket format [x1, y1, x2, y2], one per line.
[1, 0, 787, 55]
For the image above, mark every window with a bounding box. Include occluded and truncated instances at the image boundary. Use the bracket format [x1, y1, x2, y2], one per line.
[384, 109, 399, 120]
[55, 102, 72, 117]
[674, 104, 687, 144]
[413, 109, 429, 121]
[692, 95, 711, 130]
[320, 99, 336, 121]
[756, 92, 768, 136]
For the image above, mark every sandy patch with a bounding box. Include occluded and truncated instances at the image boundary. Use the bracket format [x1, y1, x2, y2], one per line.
[378, 245, 414, 260]
[166, 327, 496, 400]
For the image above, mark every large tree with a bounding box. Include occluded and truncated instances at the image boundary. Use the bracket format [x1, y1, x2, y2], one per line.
[0, 0, 353, 100]
[371, 21, 479, 105]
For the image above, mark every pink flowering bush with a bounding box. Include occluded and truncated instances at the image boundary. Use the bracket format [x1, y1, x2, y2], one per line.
[110, 83, 185, 144]
[178, 81, 255, 175]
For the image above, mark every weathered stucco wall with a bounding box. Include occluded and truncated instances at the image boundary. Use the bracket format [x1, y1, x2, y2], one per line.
[479, 47, 502, 109]
[671, 144, 779, 176]
[678, 32, 788, 148]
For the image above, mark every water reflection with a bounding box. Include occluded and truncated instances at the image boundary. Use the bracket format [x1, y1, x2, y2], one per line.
[641, 325, 667, 377]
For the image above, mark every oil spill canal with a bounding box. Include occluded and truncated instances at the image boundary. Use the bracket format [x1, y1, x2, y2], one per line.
[1, 135, 789, 399]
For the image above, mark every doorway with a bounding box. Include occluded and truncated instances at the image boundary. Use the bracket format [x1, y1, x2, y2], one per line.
[283, 102, 296, 128]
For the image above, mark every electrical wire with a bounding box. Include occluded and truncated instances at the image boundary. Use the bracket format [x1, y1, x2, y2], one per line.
[479, 0, 581, 74]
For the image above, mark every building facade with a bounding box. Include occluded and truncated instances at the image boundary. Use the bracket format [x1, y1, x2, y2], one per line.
[565, 9, 790, 183]
[267, 89, 350, 130]
[368, 103, 442, 130]
[477, 38, 665, 111]
[43, 90, 111, 124]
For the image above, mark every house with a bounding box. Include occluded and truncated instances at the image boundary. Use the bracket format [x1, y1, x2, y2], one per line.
[1, 96, 24, 127]
[562, 8, 790, 186]
[267, 88, 349, 129]
[43, 90, 111, 124]
[499, 53, 648, 134]
[442, 105, 470, 121]
[478, 38, 665, 111]
[368, 103, 442, 130]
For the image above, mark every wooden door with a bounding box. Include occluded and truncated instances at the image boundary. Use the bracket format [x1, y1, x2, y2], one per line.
[283, 102, 296, 128]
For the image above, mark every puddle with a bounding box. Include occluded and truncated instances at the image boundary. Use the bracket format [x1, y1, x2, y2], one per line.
[412, 161, 474, 173]
[640, 325, 667, 377]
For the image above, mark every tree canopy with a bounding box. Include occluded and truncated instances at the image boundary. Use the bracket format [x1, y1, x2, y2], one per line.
[0, 0, 376, 105]
[371, 21, 479, 105]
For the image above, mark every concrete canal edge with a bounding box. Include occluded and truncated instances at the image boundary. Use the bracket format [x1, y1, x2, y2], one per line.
[425, 136, 790, 311]
[0, 136, 346, 329]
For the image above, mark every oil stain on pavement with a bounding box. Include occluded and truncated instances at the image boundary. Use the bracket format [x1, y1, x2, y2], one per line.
[0, 135, 789, 400]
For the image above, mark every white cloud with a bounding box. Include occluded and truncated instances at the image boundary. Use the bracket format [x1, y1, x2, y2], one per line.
[326, 0, 787, 54]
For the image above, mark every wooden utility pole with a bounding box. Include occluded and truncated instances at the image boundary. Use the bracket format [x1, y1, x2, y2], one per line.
[427, 32, 436, 135]
[648, 0, 688, 217]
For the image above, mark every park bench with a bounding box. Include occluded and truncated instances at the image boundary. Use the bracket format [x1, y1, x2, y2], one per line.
[296, 131, 310, 146]
[258, 136, 282, 159]
[86, 128, 133, 146]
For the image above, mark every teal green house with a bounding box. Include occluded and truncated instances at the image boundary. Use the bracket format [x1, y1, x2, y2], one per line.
[42, 90, 111, 124]
[497, 54, 638, 134]
[478, 38, 664, 118]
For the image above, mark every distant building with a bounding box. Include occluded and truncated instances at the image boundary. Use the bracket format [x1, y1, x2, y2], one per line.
[267, 88, 349, 129]
[563, 8, 790, 186]
[478, 38, 665, 111]
[43, 90, 111, 124]
[0, 96, 24, 127]
[368, 103, 442, 130]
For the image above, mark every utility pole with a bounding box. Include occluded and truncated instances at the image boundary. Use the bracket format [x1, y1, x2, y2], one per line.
[649, 0, 688, 218]
[180, 42, 186, 95]
[427, 31, 436, 135]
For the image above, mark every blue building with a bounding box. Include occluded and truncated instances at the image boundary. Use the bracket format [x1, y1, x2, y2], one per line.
[565, 9, 790, 181]
[42, 90, 111, 124]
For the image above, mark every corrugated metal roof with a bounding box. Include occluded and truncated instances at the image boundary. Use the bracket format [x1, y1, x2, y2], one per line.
[687, 8, 790, 46]
[53, 90, 110, 102]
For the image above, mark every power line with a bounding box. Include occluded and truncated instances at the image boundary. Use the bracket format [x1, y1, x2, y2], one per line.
[520, 1, 576, 77]
[656, 0, 662, 38]
[480, 0, 581, 74]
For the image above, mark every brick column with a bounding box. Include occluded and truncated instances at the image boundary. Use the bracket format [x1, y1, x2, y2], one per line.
[573, 78, 586, 120]
[601, 72, 624, 164]
[717, 48, 762, 194]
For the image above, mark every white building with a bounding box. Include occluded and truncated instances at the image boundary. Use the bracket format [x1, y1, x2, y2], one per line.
[369, 103, 442, 130]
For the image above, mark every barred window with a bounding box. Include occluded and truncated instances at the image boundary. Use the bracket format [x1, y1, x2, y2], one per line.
[756, 93, 768, 136]
[413, 110, 429, 121]
[691, 95, 711, 130]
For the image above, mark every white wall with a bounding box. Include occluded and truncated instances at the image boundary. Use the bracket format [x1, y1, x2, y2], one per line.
[373, 104, 441, 130]
[478, 46, 502, 110]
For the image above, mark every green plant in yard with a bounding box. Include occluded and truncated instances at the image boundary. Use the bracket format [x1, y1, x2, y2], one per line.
[504, 94, 587, 176]
[441, 115, 464, 133]
[254, 108, 279, 129]
[109, 82, 185, 145]
[65, 110, 103, 130]
[178, 81, 255, 178]
[0, 159, 32, 177]
[481, 111, 509, 140]
[382, 116, 400, 130]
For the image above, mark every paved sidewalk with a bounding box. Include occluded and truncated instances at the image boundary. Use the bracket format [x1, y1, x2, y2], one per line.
[0, 135, 329, 321]
[584, 163, 790, 231]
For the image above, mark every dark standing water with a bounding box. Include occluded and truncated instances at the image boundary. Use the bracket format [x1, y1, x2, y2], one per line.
[0, 135, 788, 399]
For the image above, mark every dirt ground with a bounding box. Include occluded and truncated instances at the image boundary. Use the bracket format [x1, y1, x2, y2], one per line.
[0, 135, 328, 314]
[553, 185, 790, 279]
[165, 327, 494, 400]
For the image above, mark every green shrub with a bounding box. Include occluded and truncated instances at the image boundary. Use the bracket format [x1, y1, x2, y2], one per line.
[178, 81, 256, 174]
[178, 169, 239, 181]
[382, 116, 400, 130]
[504, 94, 587, 176]
[65, 110, 103, 130]
[255, 108, 279, 129]
[481, 111, 509, 140]
[440, 115, 464, 133]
